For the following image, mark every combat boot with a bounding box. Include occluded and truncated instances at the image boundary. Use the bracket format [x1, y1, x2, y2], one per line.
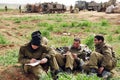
[102, 70, 112, 80]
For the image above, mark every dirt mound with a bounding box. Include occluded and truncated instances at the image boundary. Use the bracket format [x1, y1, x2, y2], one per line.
[0, 66, 36, 80]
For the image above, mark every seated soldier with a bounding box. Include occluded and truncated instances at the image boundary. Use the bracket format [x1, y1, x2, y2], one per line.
[55, 38, 91, 73]
[83, 35, 116, 79]
[18, 31, 59, 80]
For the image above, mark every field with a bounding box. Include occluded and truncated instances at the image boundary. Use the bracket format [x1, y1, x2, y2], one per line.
[0, 10, 120, 80]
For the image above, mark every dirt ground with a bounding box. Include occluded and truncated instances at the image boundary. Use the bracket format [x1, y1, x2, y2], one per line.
[0, 11, 120, 80]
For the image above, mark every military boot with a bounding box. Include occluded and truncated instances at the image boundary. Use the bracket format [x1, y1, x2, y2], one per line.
[102, 70, 112, 80]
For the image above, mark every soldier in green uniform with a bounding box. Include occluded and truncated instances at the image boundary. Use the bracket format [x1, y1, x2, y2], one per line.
[83, 35, 116, 78]
[55, 38, 91, 73]
[18, 31, 59, 80]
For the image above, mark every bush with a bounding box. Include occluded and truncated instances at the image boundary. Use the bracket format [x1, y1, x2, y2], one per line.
[0, 34, 8, 44]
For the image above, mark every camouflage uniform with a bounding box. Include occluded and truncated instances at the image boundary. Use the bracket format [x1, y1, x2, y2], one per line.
[83, 42, 116, 72]
[18, 43, 59, 80]
[55, 44, 90, 71]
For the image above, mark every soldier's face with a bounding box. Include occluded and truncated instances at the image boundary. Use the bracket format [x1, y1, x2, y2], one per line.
[94, 38, 102, 45]
[31, 45, 39, 50]
[73, 41, 80, 48]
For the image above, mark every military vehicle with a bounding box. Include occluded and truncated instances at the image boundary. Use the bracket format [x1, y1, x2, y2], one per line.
[97, 0, 117, 12]
[25, 2, 66, 13]
[75, 1, 88, 11]
[75, 0, 100, 11]
[87, 1, 100, 11]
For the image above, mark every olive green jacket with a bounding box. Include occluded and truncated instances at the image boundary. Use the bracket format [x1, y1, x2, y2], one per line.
[18, 43, 54, 64]
[69, 44, 91, 60]
[95, 42, 116, 68]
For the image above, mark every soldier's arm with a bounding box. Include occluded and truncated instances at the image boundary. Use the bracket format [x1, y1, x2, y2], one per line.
[18, 46, 30, 64]
[42, 46, 55, 60]
[101, 46, 112, 67]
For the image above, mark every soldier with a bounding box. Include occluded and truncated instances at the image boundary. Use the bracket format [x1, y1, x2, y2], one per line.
[18, 31, 59, 80]
[55, 38, 91, 73]
[19, 5, 21, 13]
[5, 5, 7, 12]
[83, 35, 116, 79]
[70, 5, 74, 13]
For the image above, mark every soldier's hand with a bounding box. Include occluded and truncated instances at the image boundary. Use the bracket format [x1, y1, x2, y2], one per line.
[40, 58, 48, 64]
[72, 54, 78, 59]
[63, 51, 71, 56]
[30, 58, 37, 63]
[98, 67, 104, 74]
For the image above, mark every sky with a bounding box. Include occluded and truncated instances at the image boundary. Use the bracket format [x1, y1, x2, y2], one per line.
[0, 0, 120, 6]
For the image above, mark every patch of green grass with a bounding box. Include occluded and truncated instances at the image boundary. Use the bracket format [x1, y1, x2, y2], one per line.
[37, 22, 54, 28]
[98, 30, 108, 35]
[83, 35, 94, 50]
[14, 20, 21, 23]
[100, 19, 109, 26]
[0, 50, 18, 66]
[60, 22, 71, 27]
[0, 9, 5, 12]
[114, 29, 120, 34]
[118, 35, 120, 41]
[47, 26, 54, 31]
[77, 20, 92, 27]
[107, 35, 113, 42]
[19, 24, 31, 28]
[49, 36, 73, 47]
[41, 30, 50, 38]
[4, 16, 42, 22]
[0, 34, 9, 44]
[55, 17, 63, 22]
[58, 73, 102, 80]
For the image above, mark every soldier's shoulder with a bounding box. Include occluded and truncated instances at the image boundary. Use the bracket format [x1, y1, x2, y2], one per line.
[103, 43, 112, 48]
[20, 43, 29, 50]
[40, 44, 51, 50]
[80, 44, 88, 48]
